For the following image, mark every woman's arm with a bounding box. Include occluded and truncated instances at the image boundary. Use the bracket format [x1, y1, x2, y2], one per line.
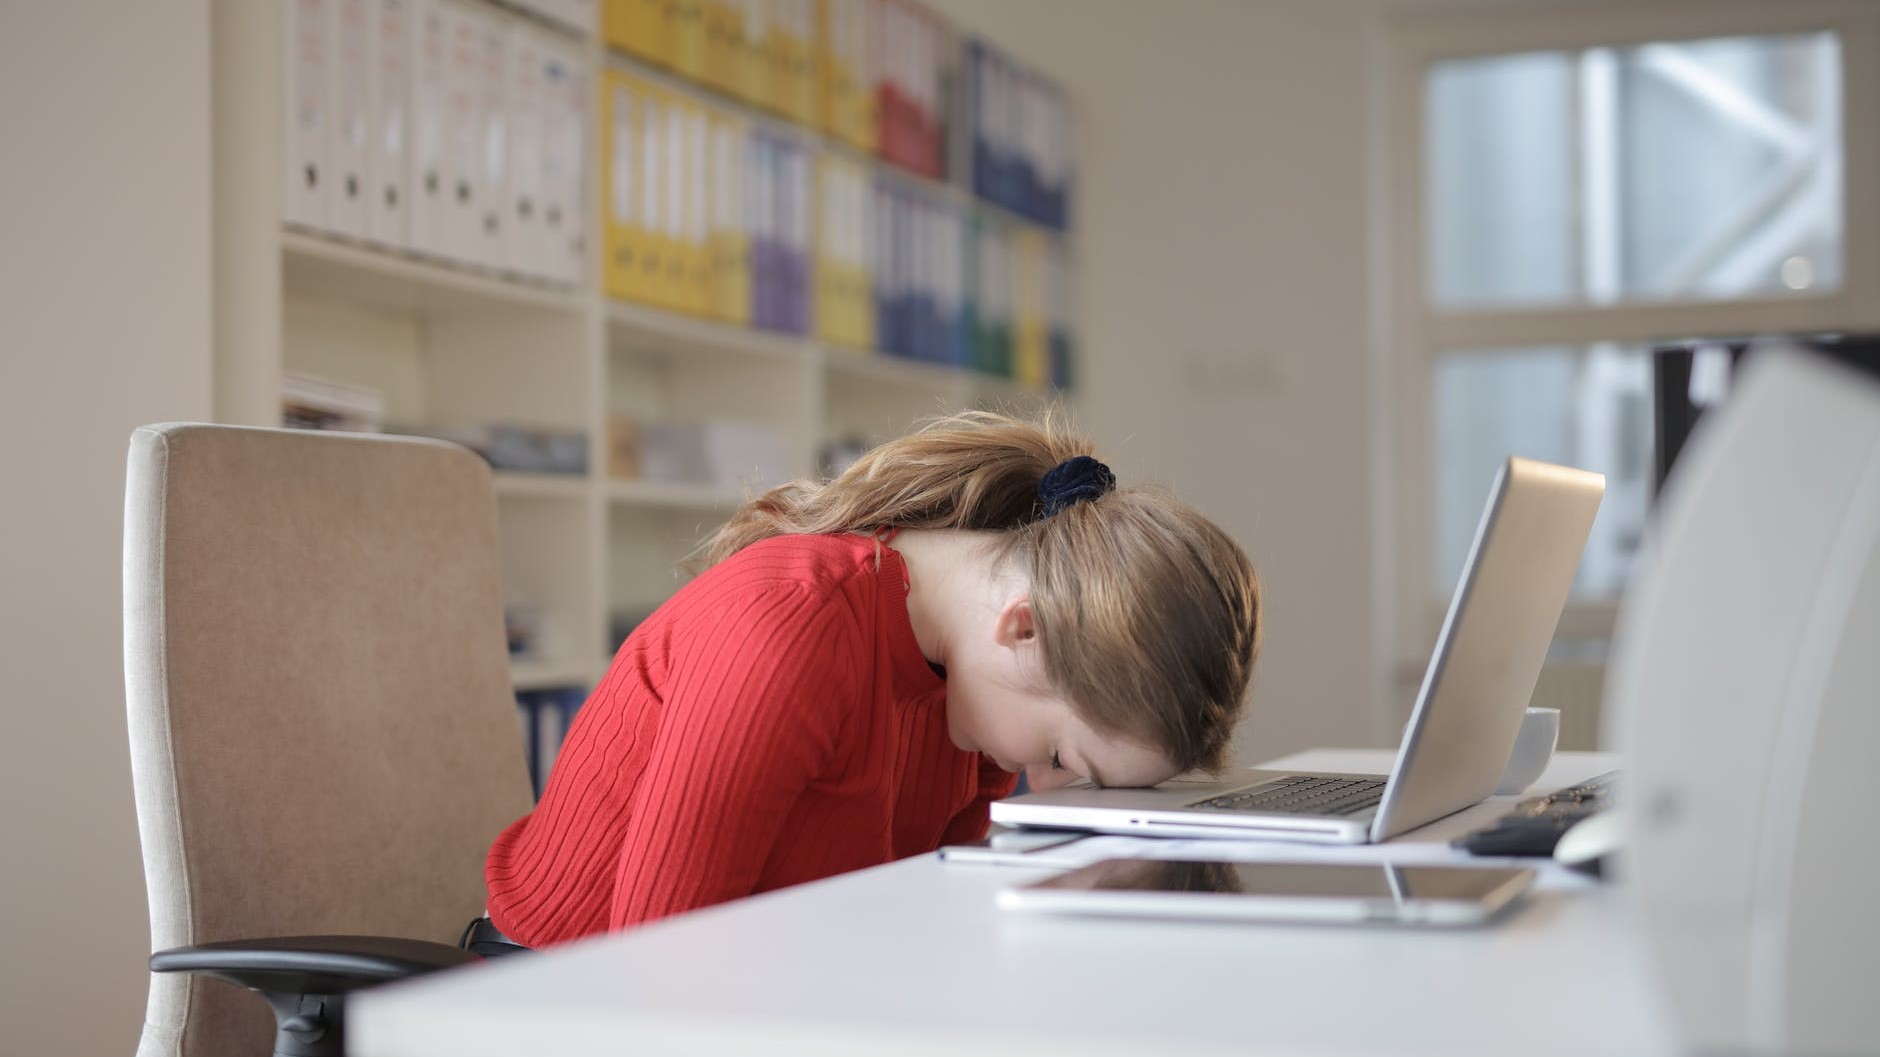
[936, 756, 1021, 846]
[607, 585, 860, 928]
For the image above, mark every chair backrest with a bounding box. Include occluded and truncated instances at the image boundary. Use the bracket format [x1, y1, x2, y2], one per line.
[124, 424, 535, 1057]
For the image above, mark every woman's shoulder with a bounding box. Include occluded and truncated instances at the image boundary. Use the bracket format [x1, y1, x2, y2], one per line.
[653, 534, 885, 671]
[661, 534, 891, 628]
[710, 533, 885, 592]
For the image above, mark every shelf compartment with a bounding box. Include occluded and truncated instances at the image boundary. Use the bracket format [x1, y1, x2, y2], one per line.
[282, 229, 585, 317]
[607, 479, 750, 511]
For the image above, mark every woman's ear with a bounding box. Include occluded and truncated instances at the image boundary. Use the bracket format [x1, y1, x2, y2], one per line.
[993, 595, 1037, 649]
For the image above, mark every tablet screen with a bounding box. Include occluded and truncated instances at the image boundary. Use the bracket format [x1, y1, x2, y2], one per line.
[1030, 860, 1530, 903]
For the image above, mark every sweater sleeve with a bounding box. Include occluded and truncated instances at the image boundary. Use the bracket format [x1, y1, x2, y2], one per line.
[937, 756, 1020, 846]
[608, 584, 860, 929]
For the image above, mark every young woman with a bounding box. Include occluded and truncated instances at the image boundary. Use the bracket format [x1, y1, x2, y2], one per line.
[481, 410, 1262, 948]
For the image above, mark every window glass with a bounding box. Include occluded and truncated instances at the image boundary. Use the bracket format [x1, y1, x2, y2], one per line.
[1433, 346, 1653, 601]
[1428, 52, 1576, 308]
[1427, 32, 1841, 308]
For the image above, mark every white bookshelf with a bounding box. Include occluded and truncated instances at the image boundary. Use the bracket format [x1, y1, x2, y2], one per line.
[212, 1, 1068, 700]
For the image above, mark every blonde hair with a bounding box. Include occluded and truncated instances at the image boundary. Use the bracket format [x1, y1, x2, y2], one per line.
[701, 409, 1262, 773]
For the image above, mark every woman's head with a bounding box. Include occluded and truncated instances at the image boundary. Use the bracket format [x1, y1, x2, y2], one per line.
[701, 409, 1262, 779]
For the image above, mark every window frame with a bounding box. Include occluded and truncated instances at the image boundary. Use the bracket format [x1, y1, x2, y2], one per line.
[1368, 0, 1880, 737]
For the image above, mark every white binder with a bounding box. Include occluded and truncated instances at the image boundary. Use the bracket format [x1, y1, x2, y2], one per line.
[366, 0, 412, 249]
[468, 6, 511, 272]
[283, 0, 331, 231]
[327, 0, 373, 238]
[506, 24, 547, 279]
[537, 32, 587, 285]
[441, 0, 485, 266]
[407, 0, 452, 259]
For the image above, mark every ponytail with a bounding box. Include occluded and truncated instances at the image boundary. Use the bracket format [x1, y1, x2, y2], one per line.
[701, 409, 1092, 563]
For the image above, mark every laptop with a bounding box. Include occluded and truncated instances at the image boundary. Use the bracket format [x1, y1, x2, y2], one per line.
[990, 456, 1605, 845]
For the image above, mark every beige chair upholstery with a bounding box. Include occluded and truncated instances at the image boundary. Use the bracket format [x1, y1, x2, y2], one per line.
[124, 424, 535, 1057]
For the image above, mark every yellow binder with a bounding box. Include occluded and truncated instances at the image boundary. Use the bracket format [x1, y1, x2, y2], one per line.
[680, 98, 715, 316]
[602, 69, 658, 305]
[771, 0, 816, 124]
[602, 0, 674, 67]
[672, 0, 707, 81]
[1012, 227, 1050, 389]
[709, 111, 752, 324]
[815, 154, 873, 350]
[638, 81, 681, 309]
[702, 1, 738, 94]
[817, 0, 874, 151]
[736, 0, 772, 107]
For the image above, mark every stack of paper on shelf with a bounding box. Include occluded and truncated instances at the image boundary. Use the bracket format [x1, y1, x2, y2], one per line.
[639, 419, 789, 489]
[282, 373, 387, 432]
[388, 422, 588, 474]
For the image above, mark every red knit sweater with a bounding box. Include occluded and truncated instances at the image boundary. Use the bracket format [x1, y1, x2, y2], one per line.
[485, 533, 1016, 946]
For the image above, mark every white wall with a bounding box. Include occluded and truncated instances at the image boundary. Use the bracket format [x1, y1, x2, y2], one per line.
[928, 0, 1384, 760]
[0, 3, 215, 1052]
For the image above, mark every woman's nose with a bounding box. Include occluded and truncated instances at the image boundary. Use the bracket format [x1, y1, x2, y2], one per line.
[1024, 763, 1080, 792]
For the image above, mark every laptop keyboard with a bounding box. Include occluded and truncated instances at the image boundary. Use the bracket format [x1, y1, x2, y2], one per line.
[1189, 776, 1387, 817]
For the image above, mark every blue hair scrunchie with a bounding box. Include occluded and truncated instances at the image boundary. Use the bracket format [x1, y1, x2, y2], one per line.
[1038, 455, 1116, 516]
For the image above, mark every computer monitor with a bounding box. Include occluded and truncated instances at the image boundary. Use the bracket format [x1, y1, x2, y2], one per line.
[1651, 334, 1880, 491]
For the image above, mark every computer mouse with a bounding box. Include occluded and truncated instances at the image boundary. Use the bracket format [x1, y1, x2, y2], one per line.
[1553, 811, 1623, 877]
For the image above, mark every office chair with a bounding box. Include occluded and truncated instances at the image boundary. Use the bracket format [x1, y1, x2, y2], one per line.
[123, 424, 536, 1057]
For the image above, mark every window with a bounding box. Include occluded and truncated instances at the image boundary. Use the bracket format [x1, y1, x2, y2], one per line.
[1403, 24, 1853, 618]
[1379, 4, 1871, 741]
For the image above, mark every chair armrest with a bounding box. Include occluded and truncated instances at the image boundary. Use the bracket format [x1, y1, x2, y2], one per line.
[150, 934, 478, 995]
[151, 935, 480, 1057]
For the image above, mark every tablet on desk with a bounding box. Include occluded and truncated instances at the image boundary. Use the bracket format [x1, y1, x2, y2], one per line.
[997, 859, 1535, 927]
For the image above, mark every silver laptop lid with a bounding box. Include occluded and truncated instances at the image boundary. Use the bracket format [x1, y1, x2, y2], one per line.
[1368, 457, 1604, 841]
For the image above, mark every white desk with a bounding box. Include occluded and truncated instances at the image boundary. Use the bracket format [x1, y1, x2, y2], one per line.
[353, 750, 1679, 1057]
